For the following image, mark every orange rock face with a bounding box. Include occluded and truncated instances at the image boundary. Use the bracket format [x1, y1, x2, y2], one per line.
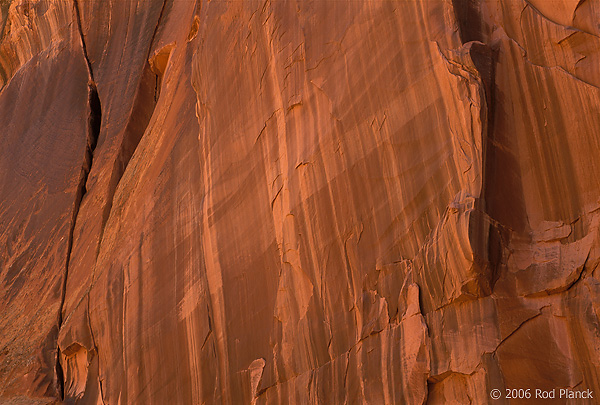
[1, 0, 599, 403]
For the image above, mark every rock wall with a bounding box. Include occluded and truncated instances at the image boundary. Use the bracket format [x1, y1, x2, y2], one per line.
[1, 0, 599, 403]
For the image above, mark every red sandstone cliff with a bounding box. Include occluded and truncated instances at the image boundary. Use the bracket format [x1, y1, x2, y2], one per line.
[1, 0, 599, 403]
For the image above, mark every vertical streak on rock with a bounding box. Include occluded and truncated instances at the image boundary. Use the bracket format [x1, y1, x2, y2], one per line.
[197, 104, 232, 402]
[96, 0, 168, 260]
[258, 2, 315, 383]
[55, 0, 102, 399]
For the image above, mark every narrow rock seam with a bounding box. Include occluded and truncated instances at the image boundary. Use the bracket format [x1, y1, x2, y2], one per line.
[58, 0, 170, 334]
[55, 0, 102, 399]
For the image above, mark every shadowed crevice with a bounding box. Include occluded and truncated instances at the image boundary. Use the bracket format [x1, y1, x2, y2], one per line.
[55, 0, 102, 400]
[451, 0, 506, 292]
[56, 0, 170, 400]
[55, 0, 170, 398]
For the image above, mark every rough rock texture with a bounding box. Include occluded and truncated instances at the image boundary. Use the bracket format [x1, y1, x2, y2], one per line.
[1, 0, 599, 404]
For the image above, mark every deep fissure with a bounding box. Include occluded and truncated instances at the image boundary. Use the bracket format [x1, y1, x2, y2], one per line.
[55, 0, 169, 399]
[55, 0, 102, 400]
[449, 0, 504, 294]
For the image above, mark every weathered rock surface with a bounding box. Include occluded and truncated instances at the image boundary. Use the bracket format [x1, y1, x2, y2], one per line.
[1, 0, 599, 403]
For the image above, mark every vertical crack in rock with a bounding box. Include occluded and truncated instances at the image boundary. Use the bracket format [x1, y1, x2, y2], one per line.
[148, 0, 168, 102]
[54, 0, 169, 400]
[451, 0, 504, 291]
[56, 0, 102, 399]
